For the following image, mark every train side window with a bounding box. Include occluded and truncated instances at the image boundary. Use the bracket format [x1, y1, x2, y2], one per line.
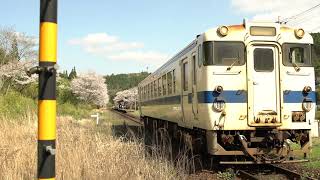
[193, 55, 196, 85]
[149, 84, 151, 100]
[149, 84, 151, 99]
[143, 86, 145, 100]
[167, 71, 173, 95]
[198, 44, 203, 67]
[183, 62, 188, 91]
[154, 80, 157, 97]
[158, 78, 162, 96]
[145, 85, 147, 100]
[162, 74, 167, 96]
[173, 69, 176, 94]
[147, 84, 149, 100]
[150, 82, 153, 99]
[144, 86, 146, 100]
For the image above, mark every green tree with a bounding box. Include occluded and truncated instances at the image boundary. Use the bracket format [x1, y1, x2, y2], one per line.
[105, 71, 149, 104]
[10, 38, 20, 61]
[59, 70, 69, 79]
[68, 67, 77, 80]
[0, 47, 9, 65]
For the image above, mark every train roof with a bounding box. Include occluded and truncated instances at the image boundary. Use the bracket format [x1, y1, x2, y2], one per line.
[139, 21, 313, 86]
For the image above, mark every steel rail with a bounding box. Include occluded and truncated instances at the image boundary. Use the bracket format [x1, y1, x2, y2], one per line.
[267, 164, 317, 180]
[110, 109, 143, 125]
[237, 170, 259, 180]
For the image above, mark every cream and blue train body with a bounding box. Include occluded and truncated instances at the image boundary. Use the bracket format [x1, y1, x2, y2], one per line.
[138, 21, 315, 163]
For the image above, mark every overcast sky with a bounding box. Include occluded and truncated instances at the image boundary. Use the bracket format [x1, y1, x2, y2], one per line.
[1, 0, 320, 75]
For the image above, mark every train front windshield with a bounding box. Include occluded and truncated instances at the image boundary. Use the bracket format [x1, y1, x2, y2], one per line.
[282, 43, 312, 67]
[203, 41, 245, 66]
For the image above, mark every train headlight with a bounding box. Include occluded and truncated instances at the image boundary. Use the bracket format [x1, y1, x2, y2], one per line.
[214, 85, 223, 94]
[302, 98, 313, 112]
[303, 86, 312, 94]
[213, 98, 226, 112]
[294, 28, 305, 39]
[217, 26, 229, 37]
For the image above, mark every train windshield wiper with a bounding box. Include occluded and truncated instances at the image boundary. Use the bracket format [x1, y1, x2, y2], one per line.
[226, 52, 240, 71]
[292, 62, 301, 72]
[226, 58, 240, 71]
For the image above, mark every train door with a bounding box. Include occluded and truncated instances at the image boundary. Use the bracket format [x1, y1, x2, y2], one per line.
[247, 44, 281, 126]
[181, 58, 192, 126]
[191, 53, 199, 120]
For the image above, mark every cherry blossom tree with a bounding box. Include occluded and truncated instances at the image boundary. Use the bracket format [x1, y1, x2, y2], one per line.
[0, 27, 38, 94]
[113, 87, 138, 109]
[0, 27, 37, 64]
[71, 72, 109, 107]
[0, 59, 37, 93]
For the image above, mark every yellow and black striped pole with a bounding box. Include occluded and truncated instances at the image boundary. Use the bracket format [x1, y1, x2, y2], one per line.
[38, 0, 57, 179]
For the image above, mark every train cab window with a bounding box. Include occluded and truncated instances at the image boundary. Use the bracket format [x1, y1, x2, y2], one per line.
[158, 78, 162, 96]
[254, 48, 274, 72]
[167, 72, 173, 95]
[183, 63, 188, 91]
[203, 41, 245, 66]
[173, 69, 176, 93]
[283, 43, 311, 67]
[162, 74, 167, 96]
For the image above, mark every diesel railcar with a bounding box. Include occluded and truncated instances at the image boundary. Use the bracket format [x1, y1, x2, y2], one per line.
[138, 20, 315, 164]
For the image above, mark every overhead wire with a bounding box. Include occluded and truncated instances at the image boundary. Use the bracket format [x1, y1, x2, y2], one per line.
[281, 3, 320, 24]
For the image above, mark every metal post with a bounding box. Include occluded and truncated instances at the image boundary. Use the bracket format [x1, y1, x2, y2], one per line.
[38, 0, 57, 179]
[91, 113, 100, 125]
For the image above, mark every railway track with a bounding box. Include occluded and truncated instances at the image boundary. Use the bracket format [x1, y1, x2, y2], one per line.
[236, 164, 317, 180]
[110, 109, 317, 180]
[110, 108, 143, 125]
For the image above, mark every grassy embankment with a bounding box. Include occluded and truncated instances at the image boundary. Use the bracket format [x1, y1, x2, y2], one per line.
[304, 137, 320, 168]
[0, 92, 186, 179]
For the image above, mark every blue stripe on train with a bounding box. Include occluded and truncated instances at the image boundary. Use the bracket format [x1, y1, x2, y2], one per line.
[141, 90, 316, 105]
[197, 90, 316, 104]
[197, 90, 247, 103]
[283, 91, 316, 103]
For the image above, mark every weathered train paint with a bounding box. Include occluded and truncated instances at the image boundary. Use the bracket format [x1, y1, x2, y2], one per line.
[139, 20, 315, 163]
[38, 0, 57, 179]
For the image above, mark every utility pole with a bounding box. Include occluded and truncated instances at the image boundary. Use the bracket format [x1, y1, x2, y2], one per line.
[38, 0, 57, 179]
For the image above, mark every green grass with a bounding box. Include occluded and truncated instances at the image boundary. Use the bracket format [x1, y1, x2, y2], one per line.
[57, 102, 94, 120]
[126, 110, 140, 118]
[304, 138, 320, 168]
[0, 91, 37, 120]
[0, 90, 97, 121]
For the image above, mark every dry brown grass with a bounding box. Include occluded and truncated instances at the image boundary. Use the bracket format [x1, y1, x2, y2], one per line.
[0, 116, 186, 180]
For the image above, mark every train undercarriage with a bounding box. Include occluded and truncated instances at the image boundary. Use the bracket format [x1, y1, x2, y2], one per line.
[143, 116, 311, 167]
